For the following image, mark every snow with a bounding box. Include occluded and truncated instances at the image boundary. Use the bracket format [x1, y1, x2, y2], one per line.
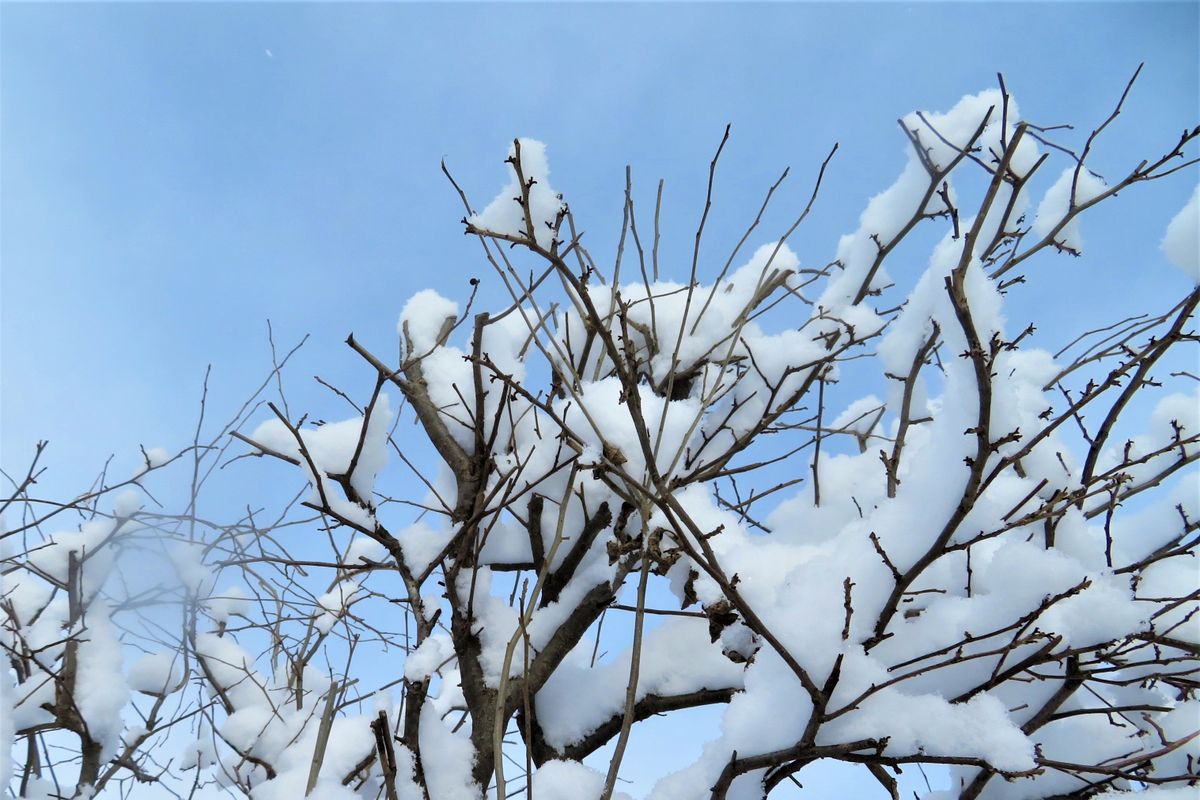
[178, 724, 217, 771]
[73, 606, 130, 764]
[193, 627, 382, 796]
[1152, 700, 1200, 781]
[399, 289, 460, 353]
[404, 633, 455, 681]
[1139, 555, 1200, 644]
[469, 138, 564, 249]
[829, 395, 885, 441]
[720, 650, 816, 755]
[985, 711, 1148, 799]
[250, 714, 375, 799]
[139, 446, 171, 473]
[206, 584, 250, 623]
[128, 651, 184, 695]
[314, 579, 365, 632]
[827, 691, 1035, 772]
[419, 704, 483, 800]
[976, 540, 1149, 647]
[112, 488, 142, 517]
[170, 540, 213, 592]
[250, 393, 393, 509]
[194, 633, 263, 709]
[535, 618, 744, 749]
[817, 88, 1033, 316]
[1, 636, 12, 795]
[343, 535, 386, 566]
[530, 759, 606, 799]
[559, 377, 704, 480]
[16, 779, 56, 800]
[1161, 184, 1199, 280]
[25, 519, 119, 596]
[1031, 166, 1108, 252]
[249, 770, 360, 800]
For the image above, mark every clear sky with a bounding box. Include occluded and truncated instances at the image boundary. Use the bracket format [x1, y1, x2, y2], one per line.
[2, 2, 1198, 797]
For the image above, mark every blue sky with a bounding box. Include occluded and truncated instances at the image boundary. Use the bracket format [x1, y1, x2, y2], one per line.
[2, 2, 1197, 796]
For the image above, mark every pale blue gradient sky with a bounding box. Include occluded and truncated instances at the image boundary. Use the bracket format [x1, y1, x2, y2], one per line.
[2, 2, 1197, 796]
